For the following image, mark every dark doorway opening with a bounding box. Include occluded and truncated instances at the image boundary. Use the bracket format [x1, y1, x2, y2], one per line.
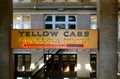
[44, 54, 77, 79]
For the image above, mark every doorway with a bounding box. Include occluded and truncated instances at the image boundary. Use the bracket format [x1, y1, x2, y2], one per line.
[44, 54, 77, 78]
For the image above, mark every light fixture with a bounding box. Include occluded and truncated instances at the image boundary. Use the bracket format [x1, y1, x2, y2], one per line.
[22, 66, 25, 71]
[77, 64, 81, 70]
[30, 63, 35, 71]
[64, 66, 69, 72]
[85, 64, 91, 71]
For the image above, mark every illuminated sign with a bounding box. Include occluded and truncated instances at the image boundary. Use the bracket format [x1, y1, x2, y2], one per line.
[11, 30, 98, 49]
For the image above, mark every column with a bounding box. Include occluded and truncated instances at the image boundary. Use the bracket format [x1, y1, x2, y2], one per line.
[0, 0, 13, 79]
[97, 0, 118, 79]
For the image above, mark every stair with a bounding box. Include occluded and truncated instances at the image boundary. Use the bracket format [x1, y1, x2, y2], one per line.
[31, 49, 62, 78]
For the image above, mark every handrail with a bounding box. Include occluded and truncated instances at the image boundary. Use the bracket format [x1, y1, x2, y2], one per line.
[32, 49, 62, 77]
[34, 49, 50, 65]
[31, 49, 53, 76]
[33, 49, 56, 73]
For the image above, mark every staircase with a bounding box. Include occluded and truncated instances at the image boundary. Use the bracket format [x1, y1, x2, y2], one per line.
[31, 49, 62, 79]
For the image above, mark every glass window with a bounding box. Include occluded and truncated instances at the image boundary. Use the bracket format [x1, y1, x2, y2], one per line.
[56, 16, 65, 22]
[54, 55, 59, 61]
[13, 15, 31, 29]
[44, 15, 77, 29]
[18, 55, 23, 71]
[44, 54, 77, 77]
[45, 24, 52, 29]
[62, 55, 67, 61]
[55, 24, 65, 29]
[13, 24, 21, 29]
[25, 55, 31, 71]
[23, 15, 30, 22]
[70, 55, 76, 61]
[13, 15, 21, 22]
[15, 54, 31, 72]
[46, 55, 51, 61]
[91, 15, 97, 29]
[23, 24, 31, 29]
[69, 16, 76, 22]
[68, 24, 76, 29]
[45, 16, 52, 22]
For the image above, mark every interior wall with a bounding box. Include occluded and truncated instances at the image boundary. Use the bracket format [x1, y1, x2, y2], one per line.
[77, 50, 90, 77]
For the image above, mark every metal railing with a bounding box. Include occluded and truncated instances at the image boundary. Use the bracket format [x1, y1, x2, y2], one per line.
[34, 49, 55, 67]
[32, 49, 62, 78]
